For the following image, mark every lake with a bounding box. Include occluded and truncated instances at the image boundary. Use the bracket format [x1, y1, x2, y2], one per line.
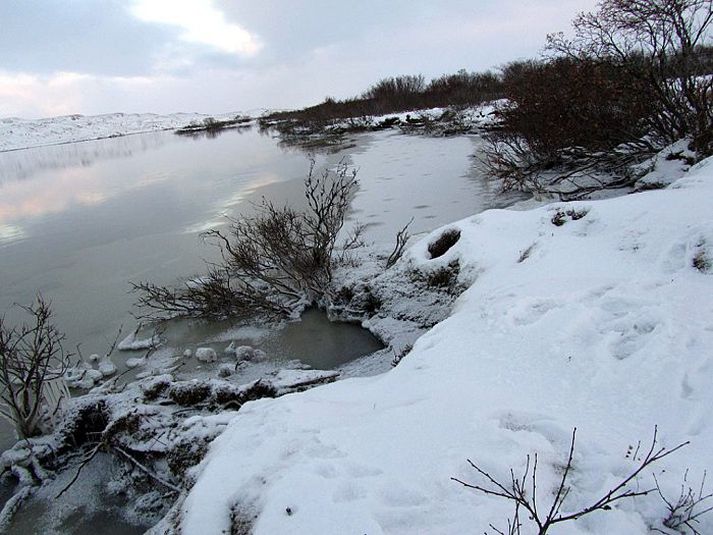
[0, 126, 519, 364]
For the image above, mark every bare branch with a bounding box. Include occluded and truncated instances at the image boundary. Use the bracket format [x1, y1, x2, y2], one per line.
[453, 426, 689, 534]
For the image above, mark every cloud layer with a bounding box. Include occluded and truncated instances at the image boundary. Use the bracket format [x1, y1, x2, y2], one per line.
[0, 0, 598, 118]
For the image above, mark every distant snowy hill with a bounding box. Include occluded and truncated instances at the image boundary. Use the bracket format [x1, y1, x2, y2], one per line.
[0, 111, 242, 152]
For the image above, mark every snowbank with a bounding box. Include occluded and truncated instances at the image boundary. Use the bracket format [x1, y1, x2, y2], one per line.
[179, 158, 713, 533]
[0, 111, 242, 152]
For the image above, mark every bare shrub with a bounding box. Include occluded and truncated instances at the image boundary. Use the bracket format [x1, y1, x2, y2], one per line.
[654, 470, 713, 534]
[484, 57, 657, 198]
[486, 0, 713, 197]
[0, 296, 71, 438]
[453, 427, 688, 535]
[259, 69, 504, 134]
[426, 69, 503, 106]
[547, 0, 713, 155]
[132, 162, 358, 321]
[386, 218, 413, 269]
[362, 74, 426, 102]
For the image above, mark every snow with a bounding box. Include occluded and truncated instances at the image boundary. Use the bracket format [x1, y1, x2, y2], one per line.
[0, 111, 243, 153]
[118, 329, 161, 351]
[180, 156, 713, 534]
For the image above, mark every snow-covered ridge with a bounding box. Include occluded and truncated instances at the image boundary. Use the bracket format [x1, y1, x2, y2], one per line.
[0, 111, 242, 153]
[177, 157, 713, 534]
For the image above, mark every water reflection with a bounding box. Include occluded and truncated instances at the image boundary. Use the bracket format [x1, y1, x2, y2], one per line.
[0, 132, 170, 184]
[0, 128, 319, 355]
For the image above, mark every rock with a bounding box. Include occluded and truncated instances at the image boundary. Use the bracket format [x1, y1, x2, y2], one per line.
[98, 355, 117, 377]
[126, 355, 146, 368]
[195, 347, 217, 363]
[229, 345, 267, 362]
[183, 348, 193, 358]
[218, 364, 233, 378]
[65, 368, 103, 389]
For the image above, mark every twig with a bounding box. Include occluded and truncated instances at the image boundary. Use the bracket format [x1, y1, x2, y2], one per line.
[112, 445, 182, 494]
[55, 443, 101, 498]
[453, 426, 689, 534]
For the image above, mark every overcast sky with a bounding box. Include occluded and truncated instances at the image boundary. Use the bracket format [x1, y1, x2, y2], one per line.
[0, 0, 598, 119]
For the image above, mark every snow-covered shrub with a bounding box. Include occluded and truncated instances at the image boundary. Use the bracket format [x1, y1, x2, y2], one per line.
[141, 375, 172, 401]
[656, 470, 713, 534]
[550, 207, 589, 227]
[693, 242, 711, 273]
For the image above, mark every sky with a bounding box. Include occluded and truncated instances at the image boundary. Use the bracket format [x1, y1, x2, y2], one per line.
[0, 0, 599, 119]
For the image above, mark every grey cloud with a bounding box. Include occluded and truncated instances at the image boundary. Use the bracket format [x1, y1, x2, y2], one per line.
[0, 0, 212, 76]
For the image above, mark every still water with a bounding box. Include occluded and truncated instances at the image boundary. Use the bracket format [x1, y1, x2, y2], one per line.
[0, 127, 519, 366]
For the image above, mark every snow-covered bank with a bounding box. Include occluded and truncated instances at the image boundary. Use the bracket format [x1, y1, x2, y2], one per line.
[178, 157, 713, 533]
[0, 111, 242, 152]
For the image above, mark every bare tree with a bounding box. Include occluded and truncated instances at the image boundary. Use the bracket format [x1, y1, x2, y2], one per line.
[453, 427, 688, 535]
[0, 296, 71, 439]
[133, 161, 358, 321]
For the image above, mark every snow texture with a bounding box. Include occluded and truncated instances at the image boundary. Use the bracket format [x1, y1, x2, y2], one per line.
[179, 156, 713, 534]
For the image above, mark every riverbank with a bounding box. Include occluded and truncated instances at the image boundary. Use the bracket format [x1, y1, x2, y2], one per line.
[175, 154, 713, 534]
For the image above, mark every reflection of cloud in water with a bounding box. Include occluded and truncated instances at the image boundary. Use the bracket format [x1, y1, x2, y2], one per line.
[0, 166, 105, 224]
[0, 132, 172, 184]
[0, 156, 171, 227]
[182, 172, 282, 235]
[0, 223, 25, 245]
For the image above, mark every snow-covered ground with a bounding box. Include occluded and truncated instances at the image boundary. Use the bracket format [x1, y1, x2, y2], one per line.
[176, 157, 713, 533]
[0, 111, 242, 152]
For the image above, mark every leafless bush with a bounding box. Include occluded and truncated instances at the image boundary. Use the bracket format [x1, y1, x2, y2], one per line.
[452, 427, 688, 535]
[386, 218, 413, 269]
[259, 69, 504, 133]
[362, 74, 426, 101]
[547, 0, 713, 155]
[483, 57, 658, 198]
[486, 0, 713, 197]
[133, 162, 358, 321]
[426, 69, 502, 106]
[654, 470, 713, 534]
[0, 296, 70, 438]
